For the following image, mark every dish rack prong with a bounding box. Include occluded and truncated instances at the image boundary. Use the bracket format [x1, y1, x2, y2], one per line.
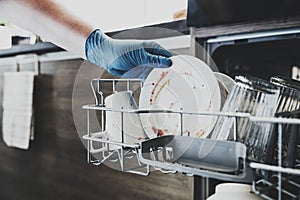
[247, 116, 300, 200]
[84, 79, 150, 175]
[90, 78, 143, 106]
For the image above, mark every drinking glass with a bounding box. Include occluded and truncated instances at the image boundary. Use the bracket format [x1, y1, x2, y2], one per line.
[211, 76, 280, 162]
[269, 76, 300, 167]
[270, 76, 300, 113]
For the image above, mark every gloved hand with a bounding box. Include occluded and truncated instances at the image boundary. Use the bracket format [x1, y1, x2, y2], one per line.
[85, 29, 172, 79]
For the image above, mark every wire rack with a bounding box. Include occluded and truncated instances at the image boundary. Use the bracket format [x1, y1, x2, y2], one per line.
[82, 78, 300, 200]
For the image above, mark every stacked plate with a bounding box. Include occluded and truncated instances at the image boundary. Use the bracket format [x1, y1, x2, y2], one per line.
[214, 72, 235, 109]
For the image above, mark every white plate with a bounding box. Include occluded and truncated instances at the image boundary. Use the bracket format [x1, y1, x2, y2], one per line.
[139, 55, 221, 138]
[214, 72, 235, 94]
[214, 72, 235, 109]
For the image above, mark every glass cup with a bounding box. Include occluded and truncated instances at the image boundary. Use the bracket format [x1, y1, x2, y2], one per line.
[210, 75, 280, 162]
[269, 76, 300, 167]
[104, 91, 147, 149]
[270, 76, 300, 113]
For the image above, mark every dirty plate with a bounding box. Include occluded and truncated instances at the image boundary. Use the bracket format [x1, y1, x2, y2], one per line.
[139, 55, 221, 138]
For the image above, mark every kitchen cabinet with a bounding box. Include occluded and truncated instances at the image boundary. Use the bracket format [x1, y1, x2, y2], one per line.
[52, 0, 187, 32]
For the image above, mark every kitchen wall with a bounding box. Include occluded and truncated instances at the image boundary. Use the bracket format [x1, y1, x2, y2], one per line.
[0, 53, 193, 200]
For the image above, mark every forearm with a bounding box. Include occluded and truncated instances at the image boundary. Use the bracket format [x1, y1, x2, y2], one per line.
[0, 0, 94, 58]
[0, 0, 173, 79]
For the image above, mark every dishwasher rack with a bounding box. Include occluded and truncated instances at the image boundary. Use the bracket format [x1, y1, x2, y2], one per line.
[82, 78, 300, 200]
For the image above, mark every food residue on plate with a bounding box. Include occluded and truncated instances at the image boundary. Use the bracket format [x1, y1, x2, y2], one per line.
[151, 126, 158, 133]
[157, 129, 164, 137]
[195, 129, 205, 137]
[151, 126, 166, 137]
[153, 80, 170, 104]
[150, 72, 169, 105]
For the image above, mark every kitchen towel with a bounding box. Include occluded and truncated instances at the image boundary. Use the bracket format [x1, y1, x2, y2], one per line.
[2, 71, 35, 149]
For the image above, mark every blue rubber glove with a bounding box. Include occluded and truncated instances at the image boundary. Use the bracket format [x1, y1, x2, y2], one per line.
[85, 29, 172, 79]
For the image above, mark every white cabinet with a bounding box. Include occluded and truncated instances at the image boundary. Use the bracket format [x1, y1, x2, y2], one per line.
[145, 0, 187, 24]
[54, 0, 187, 32]
[0, 26, 11, 49]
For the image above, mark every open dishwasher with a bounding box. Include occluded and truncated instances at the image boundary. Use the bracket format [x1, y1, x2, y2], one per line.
[82, 55, 300, 200]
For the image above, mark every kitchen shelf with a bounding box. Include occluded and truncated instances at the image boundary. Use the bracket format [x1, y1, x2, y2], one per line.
[0, 42, 63, 58]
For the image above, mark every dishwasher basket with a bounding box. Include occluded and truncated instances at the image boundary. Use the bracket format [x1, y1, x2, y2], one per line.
[82, 78, 300, 200]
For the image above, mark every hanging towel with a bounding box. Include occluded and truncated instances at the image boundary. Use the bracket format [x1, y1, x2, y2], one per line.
[2, 71, 35, 149]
